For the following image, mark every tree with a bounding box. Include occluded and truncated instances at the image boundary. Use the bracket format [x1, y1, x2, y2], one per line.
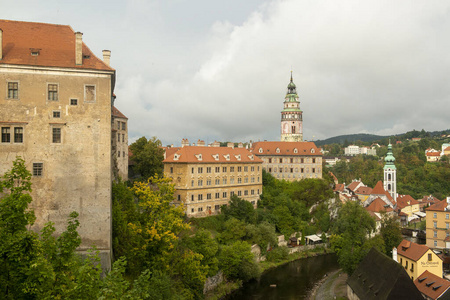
[380, 213, 402, 257]
[221, 195, 257, 224]
[218, 241, 261, 281]
[129, 136, 165, 180]
[183, 229, 219, 276]
[331, 201, 376, 274]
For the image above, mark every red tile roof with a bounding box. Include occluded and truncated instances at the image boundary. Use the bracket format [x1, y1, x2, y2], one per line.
[164, 146, 263, 164]
[365, 197, 394, 212]
[426, 152, 441, 157]
[397, 240, 430, 261]
[347, 181, 361, 192]
[250, 141, 321, 156]
[0, 19, 113, 71]
[334, 183, 345, 192]
[371, 181, 396, 205]
[112, 106, 128, 119]
[355, 186, 372, 195]
[427, 200, 448, 212]
[397, 194, 419, 210]
[414, 270, 450, 300]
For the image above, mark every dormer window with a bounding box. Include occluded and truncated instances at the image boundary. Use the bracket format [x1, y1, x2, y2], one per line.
[173, 154, 180, 161]
[276, 148, 280, 153]
[259, 148, 263, 153]
[195, 154, 202, 161]
[294, 148, 298, 153]
[30, 48, 40, 56]
[213, 154, 219, 161]
[311, 148, 315, 153]
[235, 155, 241, 161]
[248, 155, 254, 160]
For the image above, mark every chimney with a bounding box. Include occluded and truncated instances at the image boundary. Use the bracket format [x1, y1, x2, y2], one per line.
[75, 32, 83, 65]
[102, 50, 111, 66]
[0, 29, 3, 60]
[227, 142, 234, 148]
[197, 139, 205, 147]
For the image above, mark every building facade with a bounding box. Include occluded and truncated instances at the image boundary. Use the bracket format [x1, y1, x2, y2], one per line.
[163, 145, 263, 218]
[426, 198, 450, 249]
[112, 106, 128, 180]
[0, 20, 115, 268]
[280, 72, 303, 142]
[250, 141, 322, 181]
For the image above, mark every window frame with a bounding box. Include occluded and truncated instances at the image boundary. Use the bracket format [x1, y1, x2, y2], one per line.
[33, 162, 43, 177]
[52, 127, 62, 143]
[84, 84, 96, 102]
[7, 81, 19, 100]
[47, 83, 59, 101]
[70, 98, 78, 106]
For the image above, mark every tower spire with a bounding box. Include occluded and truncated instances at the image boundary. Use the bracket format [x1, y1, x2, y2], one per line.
[281, 72, 303, 142]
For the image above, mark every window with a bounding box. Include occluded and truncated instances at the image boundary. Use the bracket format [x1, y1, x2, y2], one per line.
[238, 178, 242, 184]
[33, 163, 43, 176]
[279, 158, 282, 163]
[198, 194, 203, 201]
[215, 178, 220, 185]
[279, 168, 283, 173]
[447, 223, 449, 229]
[85, 85, 96, 102]
[215, 167, 220, 173]
[312, 158, 316, 163]
[207, 193, 211, 200]
[447, 214, 449, 220]
[428, 253, 432, 261]
[251, 166, 255, 172]
[177, 195, 181, 201]
[268, 168, 272, 172]
[206, 179, 211, 186]
[301, 158, 304, 163]
[223, 167, 227, 172]
[198, 180, 203, 186]
[117, 121, 120, 130]
[434, 221, 437, 228]
[52, 127, 61, 143]
[191, 180, 194, 187]
[48, 84, 58, 101]
[230, 191, 235, 197]
[53, 111, 61, 118]
[244, 166, 248, 172]
[14, 127, 23, 143]
[230, 177, 235, 184]
[238, 166, 242, 172]
[215, 205, 220, 211]
[312, 168, 315, 173]
[223, 178, 227, 185]
[244, 177, 248, 183]
[191, 195, 194, 201]
[434, 231, 438, 238]
[198, 167, 203, 173]
[290, 168, 293, 173]
[434, 241, 437, 247]
[1, 127, 10, 143]
[215, 192, 220, 199]
[207, 167, 211, 173]
[117, 134, 120, 142]
[251, 177, 255, 183]
[198, 207, 203, 212]
[290, 158, 293, 163]
[411, 263, 414, 271]
[118, 151, 121, 157]
[244, 190, 248, 196]
[122, 134, 125, 143]
[301, 168, 304, 173]
[230, 166, 235, 172]
[223, 192, 227, 198]
[405, 261, 408, 269]
[191, 168, 194, 174]
[268, 158, 272, 163]
[7, 82, 18, 99]
[191, 208, 195, 213]
[70, 98, 78, 106]
[434, 213, 437, 218]
[122, 122, 126, 130]
[237, 191, 242, 196]
[251, 190, 254, 195]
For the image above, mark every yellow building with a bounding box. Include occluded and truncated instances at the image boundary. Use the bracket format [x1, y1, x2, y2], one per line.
[163, 144, 263, 217]
[395, 240, 442, 281]
[0, 20, 115, 268]
[397, 194, 420, 217]
[426, 199, 450, 249]
[249, 141, 322, 181]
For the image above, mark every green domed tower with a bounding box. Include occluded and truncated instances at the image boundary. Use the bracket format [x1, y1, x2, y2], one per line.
[383, 142, 397, 202]
[281, 72, 303, 142]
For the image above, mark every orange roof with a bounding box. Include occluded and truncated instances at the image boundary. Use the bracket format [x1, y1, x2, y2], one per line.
[365, 197, 393, 212]
[414, 270, 450, 299]
[427, 152, 441, 157]
[163, 146, 263, 164]
[112, 106, 128, 119]
[427, 200, 448, 212]
[163, 147, 181, 159]
[371, 181, 396, 205]
[397, 194, 419, 210]
[397, 240, 430, 261]
[355, 186, 372, 195]
[250, 141, 321, 156]
[347, 181, 361, 192]
[334, 183, 345, 192]
[0, 19, 113, 71]
[366, 210, 381, 221]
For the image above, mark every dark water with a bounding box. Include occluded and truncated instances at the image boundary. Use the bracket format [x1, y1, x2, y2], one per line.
[225, 254, 339, 300]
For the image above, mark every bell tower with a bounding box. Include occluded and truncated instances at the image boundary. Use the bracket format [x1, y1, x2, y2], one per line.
[281, 72, 303, 142]
[384, 142, 397, 203]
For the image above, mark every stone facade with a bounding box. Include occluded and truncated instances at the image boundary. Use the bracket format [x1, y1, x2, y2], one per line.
[0, 20, 115, 269]
[163, 143, 263, 218]
[250, 141, 322, 181]
[112, 106, 128, 181]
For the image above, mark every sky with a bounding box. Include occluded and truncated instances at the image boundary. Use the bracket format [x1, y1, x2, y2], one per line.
[2, 0, 450, 146]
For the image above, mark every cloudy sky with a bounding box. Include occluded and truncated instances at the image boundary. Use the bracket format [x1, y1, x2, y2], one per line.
[2, 1, 450, 145]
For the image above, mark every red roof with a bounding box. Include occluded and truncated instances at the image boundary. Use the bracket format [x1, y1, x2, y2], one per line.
[414, 270, 450, 300]
[427, 200, 448, 212]
[371, 181, 396, 205]
[250, 141, 321, 156]
[426, 152, 441, 157]
[164, 146, 263, 164]
[334, 183, 345, 192]
[397, 240, 430, 261]
[0, 19, 113, 71]
[397, 194, 419, 210]
[365, 197, 393, 212]
[112, 106, 128, 119]
[355, 186, 372, 195]
[347, 181, 361, 192]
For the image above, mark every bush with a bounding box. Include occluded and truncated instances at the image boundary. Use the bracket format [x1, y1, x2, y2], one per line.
[218, 241, 261, 281]
[266, 246, 290, 262]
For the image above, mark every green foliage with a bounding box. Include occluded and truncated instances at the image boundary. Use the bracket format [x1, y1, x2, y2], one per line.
[380, 213, 402, 257]
[245, 221, 277, 252]
[266, 246, 290, 262]
[183, 229, 219, 276]
[218, 217, 247, 244]
[129, 136, 165, 180]
[221, 195, 257, 224]
[218, 241, 261, 281]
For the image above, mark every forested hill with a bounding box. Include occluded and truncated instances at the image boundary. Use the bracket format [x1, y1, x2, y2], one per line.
[314, 134, 387, 146]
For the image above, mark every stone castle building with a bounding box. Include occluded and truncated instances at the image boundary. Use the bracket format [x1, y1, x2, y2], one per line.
[281, 72, 303, 142]
[163, 140, 263, 217]
[112, 106, 128, 181]
[0, 20, 116, 269]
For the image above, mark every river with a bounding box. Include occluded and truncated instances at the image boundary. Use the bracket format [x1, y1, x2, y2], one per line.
[224, 254, 339, 300]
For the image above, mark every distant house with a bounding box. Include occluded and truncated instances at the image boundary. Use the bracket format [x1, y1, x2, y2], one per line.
[426, 151, 442, 162]
[414, 270, 450, 300]
[395, 240, 443, 281]
[419, 195, 441, 212]
[364, 181, 396, 210]
[426, 199, 450, 249]
[397, 194, 421, 219]
[347, 248, 423, 300]
[355, 186, 373, 204]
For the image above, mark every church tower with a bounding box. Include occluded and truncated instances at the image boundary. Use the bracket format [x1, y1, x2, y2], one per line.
[281, 72, 303, 142]
[384, 142, 397, 203]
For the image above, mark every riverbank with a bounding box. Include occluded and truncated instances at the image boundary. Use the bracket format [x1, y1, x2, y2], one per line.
[308, 269, 348, 300]
[205, 246, 334, 300]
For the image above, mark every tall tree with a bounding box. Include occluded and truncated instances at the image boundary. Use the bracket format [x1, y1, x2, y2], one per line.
[380, 213, 402, 257]
[129, 136, 165, 180]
